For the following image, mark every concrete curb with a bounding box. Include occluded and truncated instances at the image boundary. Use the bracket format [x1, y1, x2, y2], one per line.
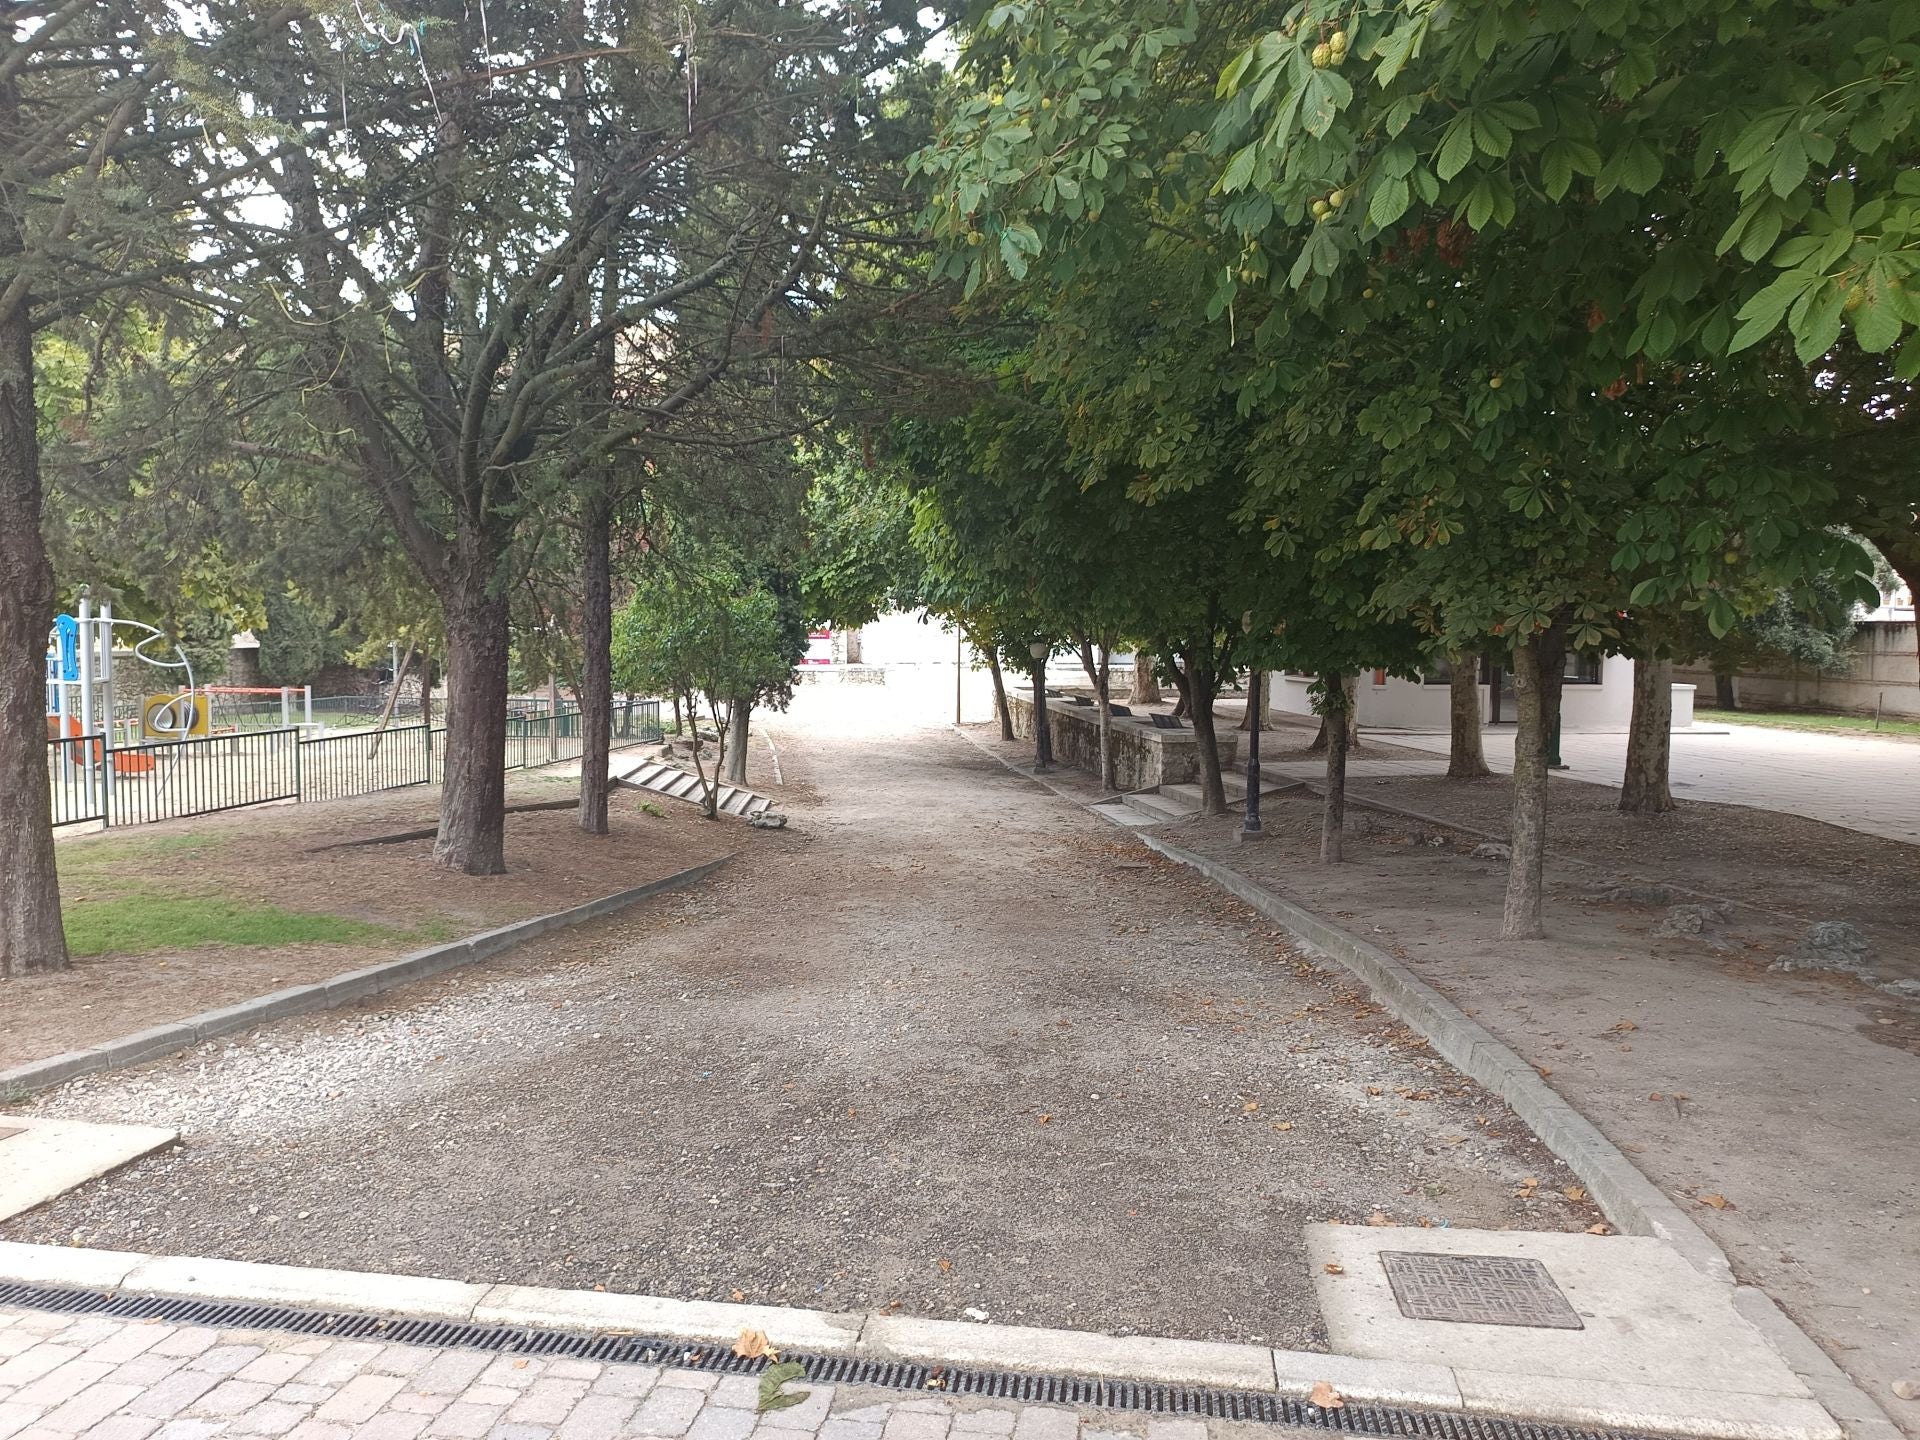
[0, 1240, 1855, 1440]
[1138, 835, 1899, 1440]
[0, 855, 733, 1101]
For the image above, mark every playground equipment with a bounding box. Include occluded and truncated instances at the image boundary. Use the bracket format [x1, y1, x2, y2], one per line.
[44, 592, 200, 801]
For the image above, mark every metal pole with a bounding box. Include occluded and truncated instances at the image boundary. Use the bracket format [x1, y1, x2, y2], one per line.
[280, 686, 291, 729]
[547, 673, 559, 761]
[955, 628, 962, 726]
[303, 685, 313, 728]
[1033, 656, 1051, 771]
[1242, 668, 1264, 836]
[77, 593, 96, 809]
[1548, 710, 1568, 770]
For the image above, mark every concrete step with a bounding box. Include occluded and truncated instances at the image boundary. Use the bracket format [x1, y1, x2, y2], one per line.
[1158, 782, 1208, 810]
[1121, 789, 1194, 823]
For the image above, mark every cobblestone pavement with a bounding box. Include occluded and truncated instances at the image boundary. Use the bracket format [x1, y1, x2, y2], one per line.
[0, 1308, 1269, 1440]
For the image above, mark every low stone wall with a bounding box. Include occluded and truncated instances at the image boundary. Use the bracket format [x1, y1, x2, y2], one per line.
[1008, 692, 1237, 790]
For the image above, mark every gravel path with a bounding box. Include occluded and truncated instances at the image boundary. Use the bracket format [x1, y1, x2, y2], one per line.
[5, 687, 1593, 1349]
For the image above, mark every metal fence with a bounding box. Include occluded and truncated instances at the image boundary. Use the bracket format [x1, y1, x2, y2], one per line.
[47, 698, 662, 829]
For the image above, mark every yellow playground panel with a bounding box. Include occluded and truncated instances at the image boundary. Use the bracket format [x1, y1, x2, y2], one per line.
[142, 692, 210, 739]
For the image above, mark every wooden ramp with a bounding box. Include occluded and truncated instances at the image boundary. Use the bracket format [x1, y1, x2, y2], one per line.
[609, 753, 771, 819]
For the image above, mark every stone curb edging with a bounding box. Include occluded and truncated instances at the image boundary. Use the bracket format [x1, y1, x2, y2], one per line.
[0, 855, 734, 1102]
[0, 1242, 1845, 1440]
[1137, 835, 1900, 1440]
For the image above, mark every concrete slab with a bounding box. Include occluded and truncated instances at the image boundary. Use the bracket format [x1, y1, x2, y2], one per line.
[0, 1239, 150, 1290]
[1310, 1225, 1818, 1406]
[0, 1116, 177, 1221]
[1453, 1369, 1843, 1440]
[122, 1254, 489, 1320]
[861, 1315, 1275, 1392]
[473, 1284, 861, 1355]
[1268, 1348, 1461, 1409]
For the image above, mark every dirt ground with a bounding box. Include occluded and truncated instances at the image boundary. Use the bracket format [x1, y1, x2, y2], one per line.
[5, 686, 1600, 1351]
[1157, 775, 1920, 1431]
[7, 770, 734, 1069]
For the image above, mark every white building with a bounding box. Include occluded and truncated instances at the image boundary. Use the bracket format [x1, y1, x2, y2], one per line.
[1270, 653, 1692, 732]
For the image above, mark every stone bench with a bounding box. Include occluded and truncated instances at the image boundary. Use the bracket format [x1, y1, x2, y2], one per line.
[1008, 690, 1238, 790]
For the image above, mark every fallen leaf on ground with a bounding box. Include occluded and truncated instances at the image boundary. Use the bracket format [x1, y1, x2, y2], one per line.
[1242, 1101, 1261, 1114]
[1649, 1092, 1663, 1101]
[1891, 1379, 1917, 1401]
[757, 1361, 808, 1413]
[1271, 1121, 1294, 1132]
[1309, 1381, 1345, 1409]
[1323, 1263, 1345, 1275]
[1036, 1114, 1052, 1125]
[936, 1258, 953, 1274]
[1587, 1223, 1612, 1235]
[1535, 1065, 1554, 1078]
[1698, 1193, 1734, 1210]
[1365, 1211, 1395, 1227]
[1563, 1186, 1588, 1202]
[1440, 1134, 1466, 1145]
[1608, 1020, 1638, 1033]
[734, 1329, 780, 1362]
[730, 1289, 746, 1302]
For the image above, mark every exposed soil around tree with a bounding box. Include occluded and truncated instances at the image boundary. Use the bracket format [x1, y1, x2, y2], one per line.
[5, 771, 734, 1069]
[1161, 779, 1920, 1432]
[6, 688, 1597, 1351]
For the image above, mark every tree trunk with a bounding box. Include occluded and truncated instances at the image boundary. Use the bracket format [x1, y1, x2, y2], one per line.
[1183, 659, 1228, 815]
[1130, 652, 1162, 706]
[1307, 675, 1361, 752]
[1236, 671, 1268, 731]
[1713, 672, 1736, 709]
[1080, 642, 1115, 791]
[1447, 654, 1489, 778]
[0, 271, 67, 976]
[1501, 635, 1549, 939]
[684, 687, 717, 819]
[725, 696, 750, 786]
[419, 644, 434, 727]
[1620, 656, 1675, 814]
[432, 582, 510, 875]
[365, 641, 415, 762]
[1320, 671, 1348, 862]
[576, 482, 612, 835]
[981, 640, 1013, 740]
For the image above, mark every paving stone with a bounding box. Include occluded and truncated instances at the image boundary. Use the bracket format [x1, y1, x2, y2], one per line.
[350, 1412, 429, 1440]
[414, 1355, 493, 1397]
[585, 1369, 658, 1402]
[390, 1393, 453, 1417]
[627, 1385, 706, 1437]
[482, 1427, 552, 1440]
[949, 1413, 1016, 1438]
[707, 1379, 760, 1411]
[195, 1379, 279, 1417]
[551, 1395, 638, 1440]
[815, 1420, 882, 1440]
[880, 1412, 948, 1440]
[757, 1385, 834, 1432]
[539, 1362, 601, 1384]
[1009, 1411, 1076, 1440]
[1143, 1422, 1205, 1440]
[648, 1373, 715, 1396]
[316, 1374, 409, 1424]
[88, 1416, 164, 1440]
[238, 1354, 313, 1386]
[87, 1327, 174, 1366]
[0, 1346, 84, 1388]
[191, 1348, 269, 1379]
[124, 1368, 222, 1418]
[285, 1424, 353, 1440]
[0, 1403, 36, 1440]
[6, 1316, 71, 1337]
[153, 1420, 230, 1440]
[682, 1408, 754, 1440]
[109, 1355, 190, 1387]
[366, 1348, 435, 1379]
[0, 1333, 39, 1360]
[504, 1379, 589, 1425]
[11, 1357, 114, 1406]
[300, 1347, 388, 1388]
[426, 1403, 503, 1439]
[460, 1389, 521, 1409]
[149, 1332, 220, 1360]
[41, 1379, 144, 1431]
[228, 1401, 313, 1436]
[47, 1317, 131, 1348]
[275, 1386, 338, 1407]
[475, 1362, 543, 1393]
[1081, 1427, 1138, 1440]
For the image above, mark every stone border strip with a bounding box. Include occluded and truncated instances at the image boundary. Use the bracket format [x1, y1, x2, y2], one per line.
[0, 854, 733, 1101]
[0, 1241, 1844, 1439]
[1137, 835, 1899, 1440]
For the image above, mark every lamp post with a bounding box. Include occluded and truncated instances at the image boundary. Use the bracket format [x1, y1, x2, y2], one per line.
[1029, 639, 1052, 771]
[1240, 615, 1264, 842]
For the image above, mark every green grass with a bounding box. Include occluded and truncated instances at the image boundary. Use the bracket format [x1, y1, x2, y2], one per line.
[1698, 705, 1920, 739]
[61, 894, 399, 957]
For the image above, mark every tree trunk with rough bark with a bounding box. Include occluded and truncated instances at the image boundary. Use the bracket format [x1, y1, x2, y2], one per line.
[1501, 636, 1550, 939]
[432, 580, 511, 875]
[1236, 670, 1268, 731]
[0, 268, 66, 977]
[1130, 653, 1162, 706]
[725, 697, 750, 786]
[576, 482, 612, 835]
[1447, 655, 1489, 778]
[1620, 656, 1675, 815]
[1320, 671, 1349, 862]
[1178, 656, 1228, 815]
[979, 639, 1013, 740]
[1077, 637, 1116, 791]
[1307, 674, 1361, 752]
[1713, 672, 1736, 709]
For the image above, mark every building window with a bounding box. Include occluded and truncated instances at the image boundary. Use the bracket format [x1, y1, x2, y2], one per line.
[1373, 667, 1388, 686]
[1564, 651, 1603, 685]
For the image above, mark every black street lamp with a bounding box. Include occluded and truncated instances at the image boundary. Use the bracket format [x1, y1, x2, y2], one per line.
[1029, 639, 1053, 771]
[1240, 616, 1264, 841]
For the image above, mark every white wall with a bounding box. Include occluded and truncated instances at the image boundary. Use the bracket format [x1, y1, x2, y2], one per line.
[854, 609, 959, 666]
[1270, 654, 1641, 732]
[1674, 620, 1920, 719]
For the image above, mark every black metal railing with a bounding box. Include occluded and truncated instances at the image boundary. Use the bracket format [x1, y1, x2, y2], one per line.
[297, 722, 433, 803]
[47, 698, 664, 829]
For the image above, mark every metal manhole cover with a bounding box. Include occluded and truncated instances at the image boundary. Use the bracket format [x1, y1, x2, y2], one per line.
[0, 1126, 23, 1142]
[1380, 1252, 1584, 1329]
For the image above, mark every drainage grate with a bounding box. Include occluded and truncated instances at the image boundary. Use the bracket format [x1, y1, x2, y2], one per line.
[1381, 1252, 1585, 1331]
[0, 1280, 1683, 1439]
